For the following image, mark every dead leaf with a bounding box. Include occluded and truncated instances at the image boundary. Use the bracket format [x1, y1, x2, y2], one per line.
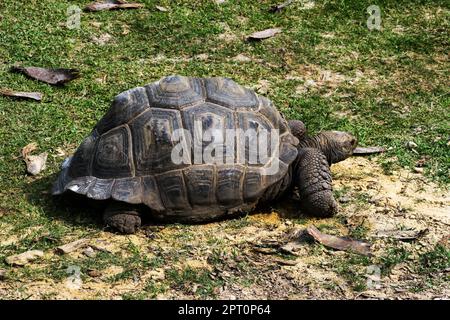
[255, 79, 270, 95]
[155, 5, 168, 12]
[252, 246, 278, 255]
[84, 1, 144, 12]
[0, 89, 42, 101]
[438, 235, 450, 249]
[272, 257, 298, 266]
[21, 142, 38, 159]
[269, 0, 293, 13]
[91, 33, 113, 45]
[280, 241, 305, 256]
[90, 243, 113, 253]
[56, 239, 89, 254]
[376, 229, 428, 241]
[300, 1, 315, 10]
[6, 250, 44, 266]
[353, 146, 386, 156]
[232, 54, 252, 63]
[11, 66, 80, 85]
[306, 225, 372, 256]
[122, 24, 130, 35]
[247, 28, 282, 41]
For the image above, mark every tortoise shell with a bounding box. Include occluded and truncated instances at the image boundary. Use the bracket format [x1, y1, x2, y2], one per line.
[53, 76, 299, 221]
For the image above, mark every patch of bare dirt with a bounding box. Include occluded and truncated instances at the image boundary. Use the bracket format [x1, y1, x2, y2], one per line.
[1, 157, 448, 299]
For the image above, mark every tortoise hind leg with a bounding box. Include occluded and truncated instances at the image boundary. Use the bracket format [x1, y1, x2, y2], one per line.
[295, 148, 337, 217]
[103, 202, 142, 234]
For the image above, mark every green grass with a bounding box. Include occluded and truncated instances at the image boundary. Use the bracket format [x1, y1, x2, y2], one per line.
[331, 254, 373, 292]
[379, 246, 411, 275]
[166, 266, 224, 298]
[0, 0, 449, 298]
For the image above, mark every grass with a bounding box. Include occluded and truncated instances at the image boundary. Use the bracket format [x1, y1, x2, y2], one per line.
[0, 0, 448, 299]
[379, 246, 411, 275]
[332, 254, 373, 292]
[166, 266, 224, 298]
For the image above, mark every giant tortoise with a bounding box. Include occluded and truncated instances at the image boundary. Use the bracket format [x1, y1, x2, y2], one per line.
[53, 75, 358, 233]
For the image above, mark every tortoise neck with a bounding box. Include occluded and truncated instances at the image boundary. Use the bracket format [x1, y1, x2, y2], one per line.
[297, 133, 334, 165]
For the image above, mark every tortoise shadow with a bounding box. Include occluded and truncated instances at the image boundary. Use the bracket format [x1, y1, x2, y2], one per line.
[266, 195, 311, 220]
[25, 173, 105, 230]
[25, 174, 311, 232]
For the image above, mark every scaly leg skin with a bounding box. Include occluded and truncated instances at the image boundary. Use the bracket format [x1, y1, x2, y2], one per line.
[288, 120, 307, 141]
[295, 148, 337, 217]
[103, 202, 142, 234]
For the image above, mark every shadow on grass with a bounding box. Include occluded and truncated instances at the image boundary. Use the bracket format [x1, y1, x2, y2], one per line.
[25, 172, 105, 230]
[24, 171, 313, 233]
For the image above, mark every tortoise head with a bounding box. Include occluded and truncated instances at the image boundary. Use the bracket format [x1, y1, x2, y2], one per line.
[321, 131, 358, 164]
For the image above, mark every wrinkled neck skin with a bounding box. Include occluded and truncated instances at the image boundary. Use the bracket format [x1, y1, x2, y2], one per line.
[297, 133, 346, 165]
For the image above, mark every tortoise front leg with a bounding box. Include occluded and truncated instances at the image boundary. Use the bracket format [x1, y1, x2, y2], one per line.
[103, 202, 142, 234]
[294, 148, 337, 217]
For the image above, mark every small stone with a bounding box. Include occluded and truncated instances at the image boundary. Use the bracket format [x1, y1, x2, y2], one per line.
[406, 141, 418, 149]
[232, 54, 252, 62]
[83, 246, 96, 258]
[155, 5, 168, 12]
[304, 79, 317, 87]
[148, 269, 165, 281]
[195, 53, 209, 61]
[87, 269, 101, 277]
[339, 196, 351, 203]
[26, 152, 48, 175]
[413, 167, 424, 174]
